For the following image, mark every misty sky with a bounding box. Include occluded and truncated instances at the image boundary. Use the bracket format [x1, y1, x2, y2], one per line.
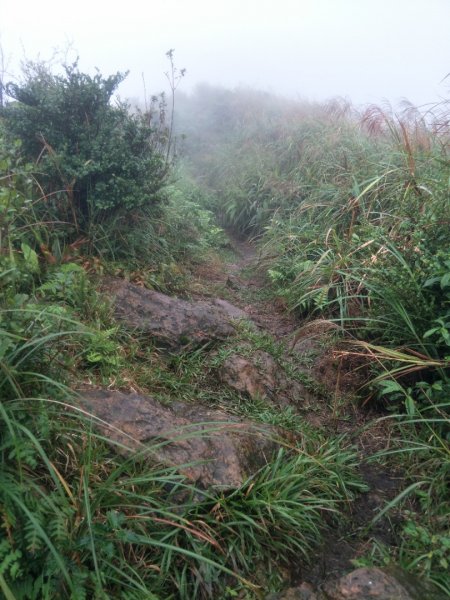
[1, 0, 449, 108]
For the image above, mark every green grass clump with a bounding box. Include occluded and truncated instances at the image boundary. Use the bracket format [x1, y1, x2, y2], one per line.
[362, 395, 450, 595]
[0, 391, 364, 599]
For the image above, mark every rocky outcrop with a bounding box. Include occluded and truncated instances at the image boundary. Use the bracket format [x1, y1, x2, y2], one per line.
[217, 345, 315, 406]
[323, 567, 446, 600]
[80, 389, 282, 490]
[104, 277, 248, 348]
[272, 567, 446, 600]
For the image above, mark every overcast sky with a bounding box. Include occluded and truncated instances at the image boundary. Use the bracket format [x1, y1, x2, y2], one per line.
[1, 0, 449, 108]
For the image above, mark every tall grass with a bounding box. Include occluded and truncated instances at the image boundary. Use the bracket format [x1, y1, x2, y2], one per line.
[368, 396, 450, 595]
[180, 88, 449, 357]
[178, 86, 450, 591]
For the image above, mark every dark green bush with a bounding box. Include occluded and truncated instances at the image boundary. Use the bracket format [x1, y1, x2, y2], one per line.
[2, 61, 167, 239]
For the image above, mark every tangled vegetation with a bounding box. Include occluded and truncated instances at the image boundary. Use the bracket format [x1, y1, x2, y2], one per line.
[176, 85, 450, 594]
[0, 60, 449, 598]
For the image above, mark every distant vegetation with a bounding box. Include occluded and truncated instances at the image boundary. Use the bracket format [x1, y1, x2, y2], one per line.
[177, 84, 449, 390]
[0, 57, 449, 598]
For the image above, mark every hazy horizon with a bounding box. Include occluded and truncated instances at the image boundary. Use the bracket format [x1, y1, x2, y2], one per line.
[1, 0, 449, 109]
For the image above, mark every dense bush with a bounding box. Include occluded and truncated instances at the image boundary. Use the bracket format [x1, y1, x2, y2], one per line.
[1, 61, 168, 247]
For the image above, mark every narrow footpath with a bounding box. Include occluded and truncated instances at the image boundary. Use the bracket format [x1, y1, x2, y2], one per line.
[190, 236, 407, 593]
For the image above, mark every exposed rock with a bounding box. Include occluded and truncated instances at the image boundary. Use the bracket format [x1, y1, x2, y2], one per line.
[104, 277, 248, 348]
[217, 345, 315, 406]
[80, 389, 281, 490]
[322, 567, 411, 599]
[270, 567, 445, 600]
[322, 566, 445, 600]
[218, 349, 277, 399]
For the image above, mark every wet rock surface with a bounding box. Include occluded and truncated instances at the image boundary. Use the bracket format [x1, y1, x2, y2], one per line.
[104, 277, 248, 348]
[322, 566, 445, 600]
[272, 567, 446, 600]
[217, 345, 315, 406]
[80, 389, 281, 490]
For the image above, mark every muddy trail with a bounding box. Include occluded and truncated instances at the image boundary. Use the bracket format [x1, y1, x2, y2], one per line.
[191, 235, 406, 593]
[193, 234, 299, 338]
[89, 234, 433, 598]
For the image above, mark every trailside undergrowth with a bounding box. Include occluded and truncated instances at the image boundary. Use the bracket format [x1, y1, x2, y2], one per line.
[177, 87, 450, 594]
[1, 61, 368, 599]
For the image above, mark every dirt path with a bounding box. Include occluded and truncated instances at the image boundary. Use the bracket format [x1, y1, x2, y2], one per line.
[191, 235, 403, 589]
[194, 234, 300, 340]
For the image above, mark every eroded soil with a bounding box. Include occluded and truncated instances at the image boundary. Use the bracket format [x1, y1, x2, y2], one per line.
[190, 235, 403, 590]
[191, 234, 299, 338]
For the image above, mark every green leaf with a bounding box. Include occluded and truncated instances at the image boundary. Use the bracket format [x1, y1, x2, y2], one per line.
[405, 395, 416, 416]
[423, 327, 439, 339]
[378, 380, 404, 395]
[21, 243, 39, 274]
[441, 272, 450, 288]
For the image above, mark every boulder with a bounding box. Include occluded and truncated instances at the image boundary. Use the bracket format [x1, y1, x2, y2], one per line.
[104, 277, 248, 348]
[80, 389, 281, 490]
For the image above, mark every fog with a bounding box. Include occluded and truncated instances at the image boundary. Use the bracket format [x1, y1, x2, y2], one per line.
[1, 0, 449, 108]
